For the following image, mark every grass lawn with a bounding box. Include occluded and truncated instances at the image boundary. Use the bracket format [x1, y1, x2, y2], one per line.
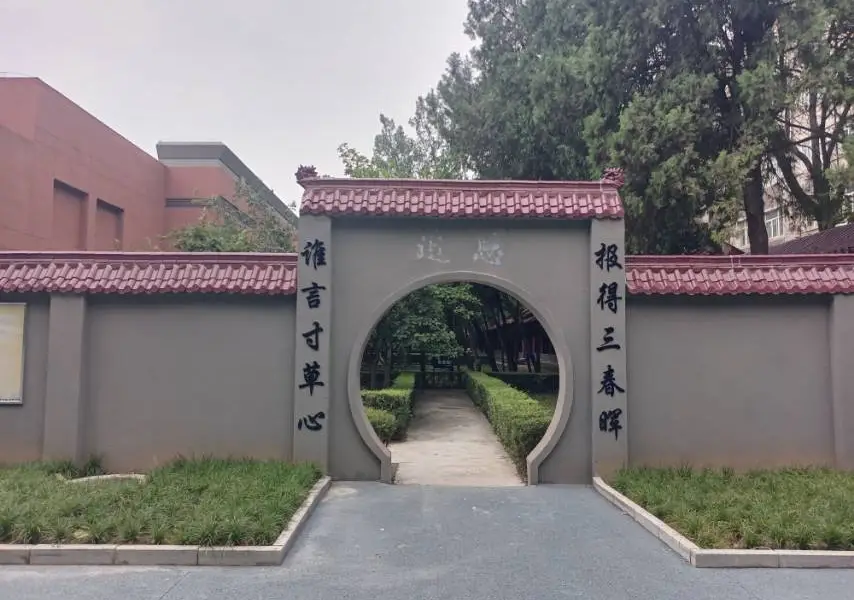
[0, 458, 321, 546]
[612, 466, 854, 550]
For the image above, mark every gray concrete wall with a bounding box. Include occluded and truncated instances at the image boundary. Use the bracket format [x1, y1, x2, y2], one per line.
[3, 266, 854, 481]
[329, 218, 592, 484]
[0, 293, 297, 472]
[626, 296, 836, 469]
[84, 296, 297, 472]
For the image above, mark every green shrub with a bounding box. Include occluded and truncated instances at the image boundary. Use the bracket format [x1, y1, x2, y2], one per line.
[390, 372, 416, 390]
[365, 408, 396, 444]
[361, 373, 416, 440]
[489, 372, 559, 394]
[464, 371, 553, 476]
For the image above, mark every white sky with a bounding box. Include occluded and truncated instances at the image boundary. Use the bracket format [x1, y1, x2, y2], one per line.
[0, 0, 472, 205]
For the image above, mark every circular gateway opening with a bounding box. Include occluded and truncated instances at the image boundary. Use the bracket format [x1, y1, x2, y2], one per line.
[349, 276, 570, 486]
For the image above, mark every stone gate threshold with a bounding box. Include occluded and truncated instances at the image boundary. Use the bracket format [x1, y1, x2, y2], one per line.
[0, 477, 331, 567]
[389, 390, 523, 487]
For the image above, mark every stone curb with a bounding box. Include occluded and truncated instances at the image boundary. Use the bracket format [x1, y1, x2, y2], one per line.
[0, 475, 331, 567]
[593, 477, 854, 569]
[592, 477, 698, 563]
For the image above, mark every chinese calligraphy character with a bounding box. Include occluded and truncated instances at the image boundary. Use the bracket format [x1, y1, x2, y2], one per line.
[416, 235, 450, 263]
[472, 234, 504, 266]
[301, 239, 327, 269]
[596, 326, 621, 352]
[598, 365, 625, 397]
[297, 411, 326, 432]
[597, 282, 622, 314]
[300, 282, 326, 309]
[594, 243, 622, 272]
[599, 409, 623, 440]
[302, 321, 324, 351]
[299, 361, 325, 395]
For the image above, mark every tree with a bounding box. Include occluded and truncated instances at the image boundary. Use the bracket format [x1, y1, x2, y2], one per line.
[168, 179, 296, 252]
[338, 112, 467, 179]
[366, 286, 464, 388]
[421, 0, 853, 253]
[767, 0, 854, 230]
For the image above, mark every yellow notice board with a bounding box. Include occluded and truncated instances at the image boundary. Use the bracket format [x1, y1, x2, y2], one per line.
[0, 304, 25, 404]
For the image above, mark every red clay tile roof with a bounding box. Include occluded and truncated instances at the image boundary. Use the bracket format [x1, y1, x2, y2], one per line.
[770, 223, 854, 255]
[1, 253, 852, 296]
[627, 255, 854, 295]
[0, 252, 297, 295]
[298, 178, 624, 220]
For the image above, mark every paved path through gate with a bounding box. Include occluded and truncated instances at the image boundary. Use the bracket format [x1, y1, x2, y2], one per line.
[390, 390, 522, 486]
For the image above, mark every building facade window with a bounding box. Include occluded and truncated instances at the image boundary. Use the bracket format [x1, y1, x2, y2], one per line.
[765, 208, 782, 239]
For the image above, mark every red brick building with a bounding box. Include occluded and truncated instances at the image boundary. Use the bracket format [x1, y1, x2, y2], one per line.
[0, 77, 295, 251]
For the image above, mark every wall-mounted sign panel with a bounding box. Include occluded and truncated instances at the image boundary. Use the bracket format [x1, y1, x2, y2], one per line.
[0, 304, 25, 405]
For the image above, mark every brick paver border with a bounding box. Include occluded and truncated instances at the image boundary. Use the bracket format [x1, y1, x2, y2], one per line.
[593, 477, 854, 568]
[0, 476, 331, 567]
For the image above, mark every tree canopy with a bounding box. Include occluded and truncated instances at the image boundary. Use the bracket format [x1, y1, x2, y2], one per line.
[415, 0, 854, 254]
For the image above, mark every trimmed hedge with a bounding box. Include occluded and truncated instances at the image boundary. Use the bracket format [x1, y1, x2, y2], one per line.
[464, 371, 553, 476]
[487, 372, 559, 394]
[359, 370, 401, 390]
[361, 372, 416, 440]
[365, 408, 396, 444]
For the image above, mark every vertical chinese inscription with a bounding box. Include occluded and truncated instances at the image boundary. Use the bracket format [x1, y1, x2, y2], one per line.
[594, 241, 625, 440]
[590, 225, 628, 476]
[297, 244, 328, 423]
[294, 219, 333, 471]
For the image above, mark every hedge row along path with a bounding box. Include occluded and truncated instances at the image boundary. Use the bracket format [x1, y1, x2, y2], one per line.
[389, 390, 522, 486]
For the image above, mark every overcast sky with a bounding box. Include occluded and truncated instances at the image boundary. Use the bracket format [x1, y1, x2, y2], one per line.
[0, 0, 472, 205]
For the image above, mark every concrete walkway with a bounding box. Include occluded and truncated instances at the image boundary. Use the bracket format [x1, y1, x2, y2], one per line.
[3, 483, 854, 600]
[389, 390, 523, 486]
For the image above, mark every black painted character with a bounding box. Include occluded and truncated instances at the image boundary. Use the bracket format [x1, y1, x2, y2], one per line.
[300, 282, 326, 309]
[299, 361, 325, 395]
[302, 321, 324, 351]
[298, 411, 326, 432]
[596, 326, 621, 352]
[598, 365, 625, 397]
[599, 409, 623, 440]
[301, 239, 327, 269]
[594, 243, 622, 272]
[597, 282, 622, 314]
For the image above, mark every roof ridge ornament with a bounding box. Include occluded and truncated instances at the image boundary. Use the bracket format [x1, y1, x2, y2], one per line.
[295, 165, 319, 185]
[601, 168, 625, 189]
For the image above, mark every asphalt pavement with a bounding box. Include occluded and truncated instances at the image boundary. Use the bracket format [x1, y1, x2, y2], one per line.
[2, 482, 853, 599]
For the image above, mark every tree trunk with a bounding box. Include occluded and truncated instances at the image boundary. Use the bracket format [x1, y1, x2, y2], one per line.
[382, 344, 393, 388]
[813, 172, 835, 231]
[744, 162, 769, 254]
[369, 354, 378, 389]
[478, 317, 499, 371]
[494, 292, 517, 371]
[513, 301, 528, 372]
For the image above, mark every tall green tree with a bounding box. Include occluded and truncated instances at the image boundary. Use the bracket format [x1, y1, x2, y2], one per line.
[768, 0, 854, 230]
[422, 0, 854, 254]
[338, 112, 467, 179]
